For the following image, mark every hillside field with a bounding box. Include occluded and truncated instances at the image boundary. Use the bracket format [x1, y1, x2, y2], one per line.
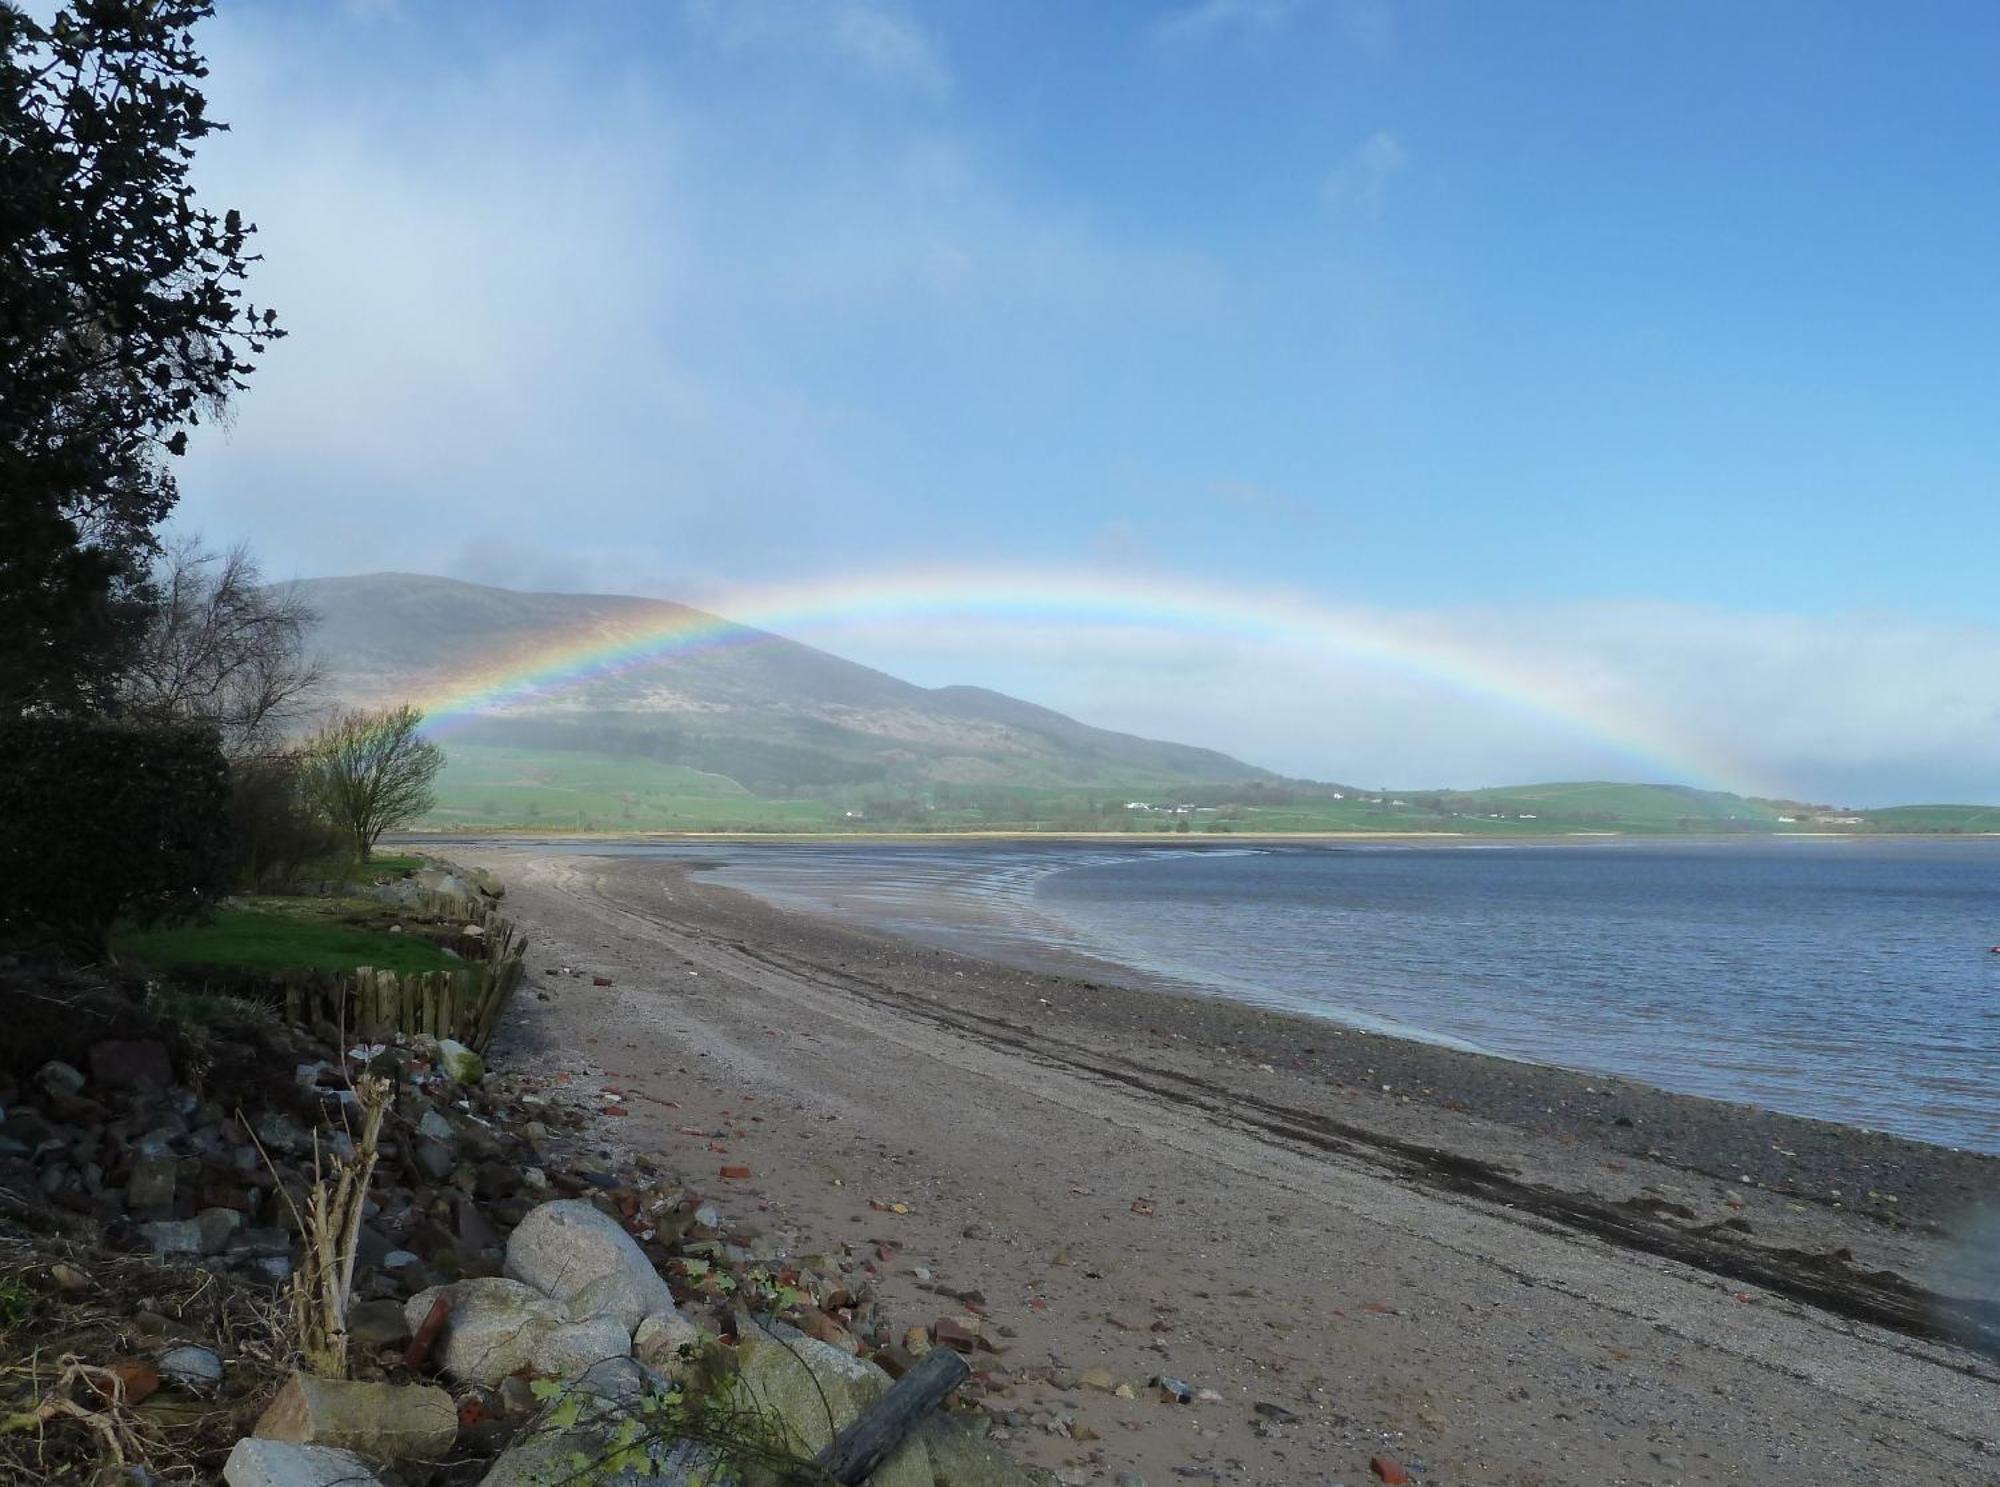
[414, 746, 1999, 836]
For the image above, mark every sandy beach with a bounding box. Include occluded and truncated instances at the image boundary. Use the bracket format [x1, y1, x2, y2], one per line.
[452, 844, 2000, 1486]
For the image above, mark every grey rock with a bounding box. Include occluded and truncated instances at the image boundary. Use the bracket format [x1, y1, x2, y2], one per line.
[234, 1227, 294, 1258]
[479, 1362, 710, 1487]
[253, 1374, 457, 1462]
[157, 1344, 224, 1390]
[402, 1277, 630, 1386]
[37, 1060, 86, 1098]
[224, 1439, 386, 1487]
[481, 1431, 718, 1487]
[731, 1332, 929, 1487]
[139, 1219, 204, 1256]
[417, 1109, 454, 1142]
[254, 1112, 309, 1155]
[346, 1298, 412, 1351]
[437, 1039, 485, 1085]
[504, 1199, 677, 1330]
[415, 1139, 456, 1181]
[126, 1153, 177, 1209]
[196, 1206, 243, 1255]
[632, 1311, 702, 1369]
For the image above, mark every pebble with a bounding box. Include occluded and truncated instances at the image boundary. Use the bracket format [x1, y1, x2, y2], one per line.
[157, 1344, 224, 1391]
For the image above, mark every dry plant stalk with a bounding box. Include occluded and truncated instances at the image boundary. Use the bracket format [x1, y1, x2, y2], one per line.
[289, 1074, 391, 1377]
[0, 1355, 146, 1464]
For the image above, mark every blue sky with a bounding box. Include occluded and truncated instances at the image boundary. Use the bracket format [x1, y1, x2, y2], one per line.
[168, 1, 2000, 800]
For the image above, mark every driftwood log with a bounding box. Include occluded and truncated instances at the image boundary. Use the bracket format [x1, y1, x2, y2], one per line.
[814, 1348, 971, 1484]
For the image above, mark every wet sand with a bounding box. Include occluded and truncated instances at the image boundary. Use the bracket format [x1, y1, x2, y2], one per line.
[457, 844, 2000, 1486]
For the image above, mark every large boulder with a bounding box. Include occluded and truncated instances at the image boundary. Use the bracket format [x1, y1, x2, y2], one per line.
[254, 1375, 457, 1463]
[415, 867, 480, 904]
[224, 1439, 387, 1487]
[480, 1429, 719, 1487]
[729, 1331, 929, 1487]
[505, 1200, 678, 1331]
[478, 1358, 716, 1487]
[403, 1278, 629, 1386]
[919, 1415, 1056, 1487]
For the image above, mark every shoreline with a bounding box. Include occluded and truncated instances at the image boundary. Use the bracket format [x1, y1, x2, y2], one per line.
[654, 854, 2000, 1248]
[412, 832, 2000, 1159]
[455, 843, 1999, 1484]
[409, 828, 2000, 844]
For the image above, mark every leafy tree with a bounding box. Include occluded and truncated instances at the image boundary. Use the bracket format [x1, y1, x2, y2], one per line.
[304, 705, 445, 861]
[1, 1, 282, 714]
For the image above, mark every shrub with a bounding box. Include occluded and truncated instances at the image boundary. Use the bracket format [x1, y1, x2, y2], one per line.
[230, 751, 347, 891]
[0, 717, 230, 957]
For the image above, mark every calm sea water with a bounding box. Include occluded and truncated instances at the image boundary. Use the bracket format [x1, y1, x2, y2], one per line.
[568, 837, 2000, 1152]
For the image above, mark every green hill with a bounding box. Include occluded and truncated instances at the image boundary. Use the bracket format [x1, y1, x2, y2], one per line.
[421, 760, 1993, 837]
[1853, 804, 2000, 833]
[1423, 781, 1787, 830]
[299, 573, 1275, 795]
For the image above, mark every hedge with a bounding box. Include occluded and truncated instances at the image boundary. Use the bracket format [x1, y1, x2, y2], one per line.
[0, 716, 231, 956]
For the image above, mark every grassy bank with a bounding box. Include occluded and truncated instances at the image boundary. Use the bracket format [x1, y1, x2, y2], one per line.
[116, 898, 460, 975]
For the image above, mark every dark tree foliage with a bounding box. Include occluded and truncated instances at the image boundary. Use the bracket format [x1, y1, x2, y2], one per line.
[0, 1, 281, 713]
[229, 750, 344, 892]
[0, 716, 231, 957]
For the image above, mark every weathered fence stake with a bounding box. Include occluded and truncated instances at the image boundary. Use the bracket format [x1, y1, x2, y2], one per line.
[813, 1347, 970, 1484]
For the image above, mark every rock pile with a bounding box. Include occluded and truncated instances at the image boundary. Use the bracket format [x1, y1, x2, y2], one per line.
[1, 974, 1048, 1486]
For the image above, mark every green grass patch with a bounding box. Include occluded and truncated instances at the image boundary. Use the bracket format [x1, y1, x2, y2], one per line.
[347, 853, 426, 882]
[116, 904, 459, 975]
[1857, 804, 2000, 832]
[423, 744, 836, 831]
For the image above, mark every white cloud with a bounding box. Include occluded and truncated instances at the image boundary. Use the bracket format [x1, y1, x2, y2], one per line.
[171, 10, 1216, 596]
[1322, 129, 1408, 221]
[680, 0, 950, 96]
[790, 596, 2000, 805]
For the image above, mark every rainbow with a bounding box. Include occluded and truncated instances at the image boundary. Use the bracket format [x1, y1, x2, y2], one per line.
[412, 569, 1771, 796]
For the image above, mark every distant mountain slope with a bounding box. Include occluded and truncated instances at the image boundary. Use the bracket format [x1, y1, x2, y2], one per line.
[294, 573, 1275, 792]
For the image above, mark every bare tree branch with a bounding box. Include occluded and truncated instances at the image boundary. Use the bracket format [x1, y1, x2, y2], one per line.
[117, 537, 322, 757]
[303, 704, 444, 860]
